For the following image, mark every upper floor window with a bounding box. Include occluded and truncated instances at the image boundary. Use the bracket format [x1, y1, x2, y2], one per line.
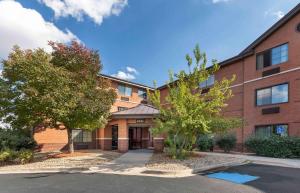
[118, 84, 132, 96]
[72, 129, 92, 143]
[118, 106, 128, 111]
[256, 43, 288, 70]
[138, 89, 147, 99]
[255, 124, 288, 138]
[199, 75, 215, 88]
[256, 83, 288, 106]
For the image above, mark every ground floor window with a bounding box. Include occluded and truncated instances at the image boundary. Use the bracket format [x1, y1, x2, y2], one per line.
[255, 124, 288, 137]
[72, 129, 92, 142]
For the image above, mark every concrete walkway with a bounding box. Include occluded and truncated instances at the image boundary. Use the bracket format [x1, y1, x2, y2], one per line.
[90, 149, 154, 175]
[200, 152, 300, 168]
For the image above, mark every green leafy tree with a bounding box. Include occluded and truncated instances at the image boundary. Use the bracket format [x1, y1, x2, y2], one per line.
[148, 45, 241, 159]
[0, 41, 116, 153]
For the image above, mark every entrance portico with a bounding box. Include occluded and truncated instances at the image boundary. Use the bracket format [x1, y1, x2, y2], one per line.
[97, 104, 162, 152]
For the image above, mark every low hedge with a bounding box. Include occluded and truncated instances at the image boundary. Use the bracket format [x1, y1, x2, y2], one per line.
[0, 149, 34, 164]
[245, 135, 300, 158]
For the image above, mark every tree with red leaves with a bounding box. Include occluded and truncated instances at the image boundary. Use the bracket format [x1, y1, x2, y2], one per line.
[0, 41, 116, 153]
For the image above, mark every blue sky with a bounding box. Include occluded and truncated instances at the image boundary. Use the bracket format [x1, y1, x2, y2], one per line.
[0, 0, 299, 86]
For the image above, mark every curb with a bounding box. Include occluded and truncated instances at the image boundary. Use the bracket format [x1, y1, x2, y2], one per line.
[0, 167, 90, 175]
[192, 160, 251, 174]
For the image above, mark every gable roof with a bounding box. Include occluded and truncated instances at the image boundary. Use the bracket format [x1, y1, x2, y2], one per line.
[100, 74, 154, 90]
[112, 104, 159, 119]
[158, 3, 300, 90]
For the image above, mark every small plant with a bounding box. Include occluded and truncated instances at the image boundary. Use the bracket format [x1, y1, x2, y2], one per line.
[16, 149, 34, 164]
[216, 133, 237, 153]
[196, 135, 214, 151]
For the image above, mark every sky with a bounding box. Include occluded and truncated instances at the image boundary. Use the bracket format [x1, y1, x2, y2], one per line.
[0, 0, 299, 87]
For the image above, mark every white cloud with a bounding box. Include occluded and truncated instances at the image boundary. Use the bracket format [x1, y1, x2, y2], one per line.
[212, 0, 230, 3]
[112, 71, 135, 80]
[111, 66, 139, 80]
[126, 66, 138, 74]
[40, 0, 128, 25]
[272, 11, 285, 19]
[0, 0, 78, 59]
[265, 10, 285, 20]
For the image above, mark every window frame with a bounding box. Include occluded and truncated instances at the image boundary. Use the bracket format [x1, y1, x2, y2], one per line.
[255, 124, 289, 137]
[117, 106, 128, 111]
[138, 89, 147, 99]
[72, 129, 92, 143]
[118, 84, 132, 97]
[199, 75, 215, 89]
[256, 43, 289, 70]
[255, 83, 289, 107]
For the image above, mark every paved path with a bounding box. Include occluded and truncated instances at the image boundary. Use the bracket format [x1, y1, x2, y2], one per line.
[200, 152, 300, 168]
[0, 172, 263, 193]
[90, 149, 154, 175]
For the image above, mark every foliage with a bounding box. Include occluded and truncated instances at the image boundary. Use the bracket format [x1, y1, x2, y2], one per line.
[0, 41, 116, 152]
[0, 149, 17, 163]
[0, 129, 36, 151]
[245, 135, 300, 158]
[196, 134, 214, 151]
[215, 133, 237, 153]
[148, 45, 241, 159]
[16, 149, 34, 164]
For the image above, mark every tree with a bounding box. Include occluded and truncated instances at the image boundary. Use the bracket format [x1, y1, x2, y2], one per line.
[0, 41, 116, 153]
[148, 45, 241, 159]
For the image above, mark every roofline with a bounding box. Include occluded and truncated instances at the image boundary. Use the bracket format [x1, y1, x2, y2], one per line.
[239, 3, 300, 54]
[99, 74, 155, 90]
[158, 3, 300, 90]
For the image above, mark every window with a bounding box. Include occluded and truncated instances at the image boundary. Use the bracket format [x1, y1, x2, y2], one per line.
[118, 107, 128, 111]
[72, 130, 92, 142]
[199, 75, 215, 88]
[138, 89, 147, 99]
[118, 84, 132, 96]
[256, 44, 288, 70]
[255, 124, 288, 137]
[256, 84, 288, 106]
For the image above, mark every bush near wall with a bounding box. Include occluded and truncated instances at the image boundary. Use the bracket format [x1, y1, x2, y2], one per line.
[245, 135, 300, 158]
[196, 135, 214, 151]
[215, 133, 237, 153]
[0, 129, 36, 151]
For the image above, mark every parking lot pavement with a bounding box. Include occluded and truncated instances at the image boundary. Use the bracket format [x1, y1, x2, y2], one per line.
[203, 163, 300, 193]
[0, 172, 261, 193]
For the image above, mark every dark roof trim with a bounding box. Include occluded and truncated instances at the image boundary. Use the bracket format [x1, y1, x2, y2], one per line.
[99, 74, 154, 90]
[239, 3, 300, 54]
[158, 3, 300, 90]
[111, 114, 158, 119]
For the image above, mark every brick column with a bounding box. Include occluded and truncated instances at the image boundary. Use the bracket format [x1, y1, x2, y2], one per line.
[153, 137, 164, 152]
[99, 126, 112, 150]
[118, 119, 128, 152]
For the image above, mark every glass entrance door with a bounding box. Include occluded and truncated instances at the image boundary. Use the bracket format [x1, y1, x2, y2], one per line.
[129, 127, 143, 149]
[112, 125, 118, 150]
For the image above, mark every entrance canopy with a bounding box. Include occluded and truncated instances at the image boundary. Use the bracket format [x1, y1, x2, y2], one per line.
[111, 104, 159, 119]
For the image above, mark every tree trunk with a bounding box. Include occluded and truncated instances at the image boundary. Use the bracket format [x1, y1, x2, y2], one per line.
[67, 128, 74, 153]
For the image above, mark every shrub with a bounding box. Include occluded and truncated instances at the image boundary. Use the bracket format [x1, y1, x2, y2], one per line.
[16, 149, 34, 164]
[216, 133, 237, 153]
[0, 149, 17, 163]
[196, 135, 214, 151]
[0, 130, 36, 151]
[245, 135, 300, 158]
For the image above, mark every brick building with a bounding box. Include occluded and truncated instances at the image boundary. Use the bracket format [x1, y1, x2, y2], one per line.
[35, 3, 300, 152]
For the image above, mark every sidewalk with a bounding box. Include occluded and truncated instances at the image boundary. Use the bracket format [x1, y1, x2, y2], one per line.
[200, 152, 300, 168]
[90, 149, 154, 175]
